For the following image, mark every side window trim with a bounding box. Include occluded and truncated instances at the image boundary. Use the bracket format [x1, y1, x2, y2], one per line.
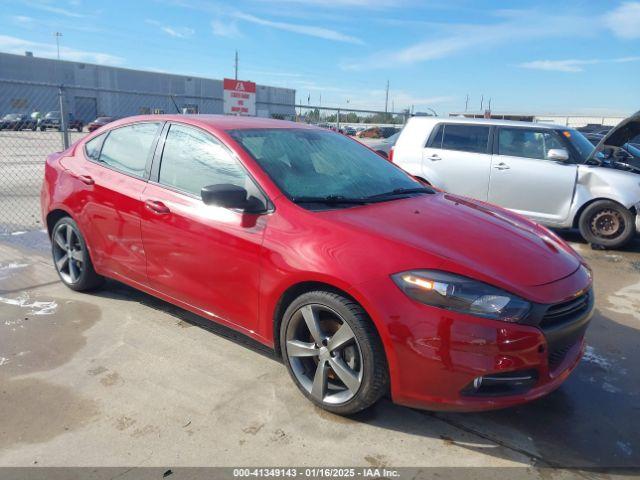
[424, 123, 444, 149]
[151, 121, 273, 211]
[85, 121, 165, 181]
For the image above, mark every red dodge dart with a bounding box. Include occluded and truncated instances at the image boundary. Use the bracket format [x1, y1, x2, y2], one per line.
[41, 115, 594, 414]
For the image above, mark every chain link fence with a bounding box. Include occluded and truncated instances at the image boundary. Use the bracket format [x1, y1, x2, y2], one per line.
[294, 105, 409, 132]
[0, 79, 409, 235]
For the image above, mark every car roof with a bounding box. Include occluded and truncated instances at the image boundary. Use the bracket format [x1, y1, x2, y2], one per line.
[408, 116, 566, 130]
[108, 114, 316, 131]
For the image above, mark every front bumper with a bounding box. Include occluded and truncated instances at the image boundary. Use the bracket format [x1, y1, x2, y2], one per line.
[356, 266, 593, 412]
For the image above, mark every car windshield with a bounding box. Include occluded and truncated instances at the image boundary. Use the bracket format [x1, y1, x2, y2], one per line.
[3, 114, 19, 120]
[96, 117, 112, 122]
[229, 128, 423, 205]
[562, 129, 595, 162]
[45, 111, 60, 118]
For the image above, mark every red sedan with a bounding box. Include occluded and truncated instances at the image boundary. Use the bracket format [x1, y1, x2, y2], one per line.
[87, 116, 115, 132]
[41, 115, 593, 414]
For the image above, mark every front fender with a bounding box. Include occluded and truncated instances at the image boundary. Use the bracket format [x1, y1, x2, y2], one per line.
[569, 167, 640, 225]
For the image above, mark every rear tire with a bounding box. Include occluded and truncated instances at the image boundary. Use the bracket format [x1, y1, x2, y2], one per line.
[280, 290, 388, 415]
[578, 200, 636, 249]
[51, 217, 104, 291]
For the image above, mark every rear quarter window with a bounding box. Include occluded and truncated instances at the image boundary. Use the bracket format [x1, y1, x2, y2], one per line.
[441, 124, 490, 154]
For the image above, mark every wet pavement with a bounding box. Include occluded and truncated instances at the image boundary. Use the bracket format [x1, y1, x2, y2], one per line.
[0, 230, 638, 469]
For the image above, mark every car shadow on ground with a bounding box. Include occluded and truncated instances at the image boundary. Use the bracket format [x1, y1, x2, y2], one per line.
[95, 276, 640, 469]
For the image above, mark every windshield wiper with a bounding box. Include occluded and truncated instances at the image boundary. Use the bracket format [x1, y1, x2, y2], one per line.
[365, 187, 434, 199]
[291, 195, 370, 205]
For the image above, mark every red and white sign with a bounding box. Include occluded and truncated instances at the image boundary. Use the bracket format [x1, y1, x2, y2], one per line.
[223, 78, 256, 116]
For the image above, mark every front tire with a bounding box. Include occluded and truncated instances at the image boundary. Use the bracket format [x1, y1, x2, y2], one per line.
[51, 217, 104, 291]
[578, 200, 636, 249]
[280, 290, 388, 415]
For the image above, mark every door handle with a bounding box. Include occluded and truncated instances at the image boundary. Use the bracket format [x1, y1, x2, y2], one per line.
[494, 162, 510, 170]
[428, 154, 442, 161]
[145, 199, 171, 215]
[71, 174, 95, 185]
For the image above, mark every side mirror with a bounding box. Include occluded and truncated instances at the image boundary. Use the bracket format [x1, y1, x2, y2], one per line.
[201, 184, 267, 213]
[546, 148, 569, 162]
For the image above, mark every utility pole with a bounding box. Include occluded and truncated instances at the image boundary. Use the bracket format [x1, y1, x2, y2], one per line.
[54, 32, 63, 60]
[480, 94, 484, 111]
[384, 80, 389, 114]
[488, 97, 492, 111]
[464, 94, 469, 112]
[234, 50, 238, 80]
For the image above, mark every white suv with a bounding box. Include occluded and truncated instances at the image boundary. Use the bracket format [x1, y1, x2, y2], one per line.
[392, 116, 640, 249]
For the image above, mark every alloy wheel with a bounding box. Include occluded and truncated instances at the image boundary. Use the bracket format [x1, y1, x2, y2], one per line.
[52, 223, 85, 284]
[285, 304, 363, 405]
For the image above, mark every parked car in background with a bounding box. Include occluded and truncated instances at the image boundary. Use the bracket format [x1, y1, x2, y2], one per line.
[364, 131, 401, 159]
[357, 126, 400, 139]
[0, 113, 37, 131]
[39, 111, 84, 132]
[393, 115, 640, 249]
[87, 116, 115, 132]
[41, 115, 593, 415]
[344, 126, 356, 136]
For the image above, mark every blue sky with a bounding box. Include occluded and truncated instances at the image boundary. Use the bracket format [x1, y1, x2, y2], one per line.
[1, 0, 639, 115]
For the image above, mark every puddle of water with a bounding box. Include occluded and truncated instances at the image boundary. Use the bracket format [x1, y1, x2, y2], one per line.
[0, 293, 101, 377]
[0, 293, 102, 450]
[0, 376, 99, 450]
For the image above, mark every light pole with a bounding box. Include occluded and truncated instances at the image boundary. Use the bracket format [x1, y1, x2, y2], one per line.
[54, 32, 63, 60]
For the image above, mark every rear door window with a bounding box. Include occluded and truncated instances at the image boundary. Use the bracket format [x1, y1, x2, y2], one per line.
[98, 122, 161, 177]
[441, 124, 490, 154]
[498, 128, 564, 160]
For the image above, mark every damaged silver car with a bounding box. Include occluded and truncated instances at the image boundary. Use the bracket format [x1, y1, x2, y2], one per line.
[393, 112, 640, 249]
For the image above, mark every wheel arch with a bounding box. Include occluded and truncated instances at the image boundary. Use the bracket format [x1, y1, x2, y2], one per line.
[571, 197, 634, 228]
[271, 280, 388, 362]
[46, 208, 73, 237]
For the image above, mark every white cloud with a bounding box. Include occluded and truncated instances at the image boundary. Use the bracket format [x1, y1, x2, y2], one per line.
[518, 59, 598, 73]
[21, 0, 85, 18]
[146, 19, 195, 38]
[211, 19, 241, 38]
[519, 56, 640, 73]
[343, 9, 595, 70]
[604, 2, 640, 39]
[233, 12, 364, 44]
[0, 35, 123, 65]
[10, 15, 35, 26]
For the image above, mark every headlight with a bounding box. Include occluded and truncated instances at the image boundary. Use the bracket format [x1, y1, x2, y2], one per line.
[392, 270, 531, 322]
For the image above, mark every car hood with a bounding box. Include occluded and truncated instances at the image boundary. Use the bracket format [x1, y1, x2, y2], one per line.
[322, 193, 581, 290]
[589, 111, 640, 157]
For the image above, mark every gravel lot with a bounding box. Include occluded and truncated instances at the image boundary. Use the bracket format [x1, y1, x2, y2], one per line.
[0, 231, 639, 471]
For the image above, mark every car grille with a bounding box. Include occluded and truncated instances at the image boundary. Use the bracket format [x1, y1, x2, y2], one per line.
[541, 291, 590, 328]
